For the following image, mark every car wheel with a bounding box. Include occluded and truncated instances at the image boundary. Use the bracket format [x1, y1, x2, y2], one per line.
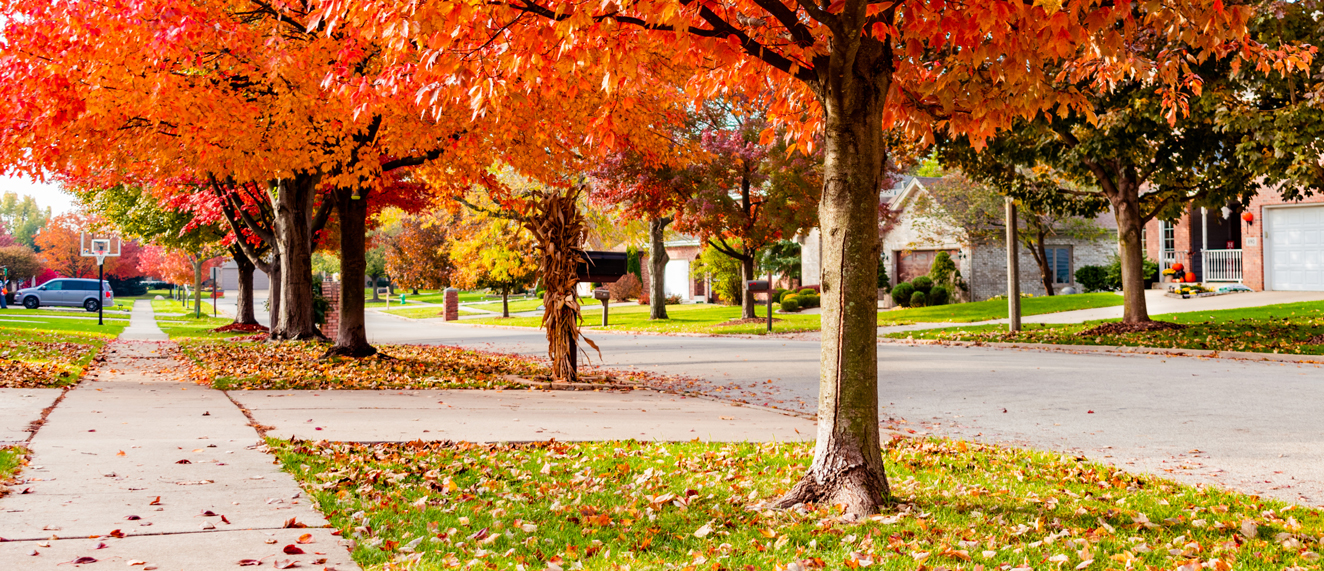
[84, 298, 100, 312]
[23, 296, 39, 310]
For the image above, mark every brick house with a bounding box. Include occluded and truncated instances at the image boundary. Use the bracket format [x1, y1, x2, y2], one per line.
[1143, 189, 1324, 291]
[801, 176, 1119, 301]
[630, 238, 708, 302]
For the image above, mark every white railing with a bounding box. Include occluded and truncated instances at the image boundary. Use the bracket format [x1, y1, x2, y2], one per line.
[1201, 249, 1243, 282]
[1160, 251, 1178, 272]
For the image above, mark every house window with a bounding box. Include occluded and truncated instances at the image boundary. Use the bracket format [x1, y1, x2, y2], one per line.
[1045, 247, 1072, 284]
[1161, 221, 1175, 252]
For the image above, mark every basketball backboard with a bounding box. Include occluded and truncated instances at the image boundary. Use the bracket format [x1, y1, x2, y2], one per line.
[80, 233, 122, 265]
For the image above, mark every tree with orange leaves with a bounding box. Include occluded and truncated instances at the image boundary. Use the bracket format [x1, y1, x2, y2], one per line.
[326, 0, 1312, 514]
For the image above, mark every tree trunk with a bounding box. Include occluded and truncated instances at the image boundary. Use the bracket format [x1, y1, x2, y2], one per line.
[232, 247, 259, 325]
[370, 278, 380, 302]
[1026, 227, 1055, 297]
[739, 252, 757, 319]
[501, 287, 510, 318]
[271, 175, 324, 340]
[325, 187, 377, 358]
[267, 253, 282, 333]
[776, 39, 892, 518]
[648, 216, 671, 320]
[193, 256, 203, 318]
[1109, 181, 1151, 323]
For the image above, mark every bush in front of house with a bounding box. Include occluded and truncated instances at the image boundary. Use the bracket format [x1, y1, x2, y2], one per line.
[800, 292, 820, 308]
[911, 276, 934, 294]
[910, 290, 928, 308]
[928, 285, 950, 306]
[780, 290, 797, 304]
[780, 296, 800, 312]
[608, 273, 642, 301]
[891, 282, 915, 307]
[1075, 265, 1110, 292]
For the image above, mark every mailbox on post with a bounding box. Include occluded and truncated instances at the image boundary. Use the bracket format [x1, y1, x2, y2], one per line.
[593, 288, 612, 327]
[575, 251, 629, 283]
[745, 279, 773, 332]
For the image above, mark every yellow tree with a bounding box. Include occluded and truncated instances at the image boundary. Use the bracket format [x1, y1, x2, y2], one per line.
[447, 209, 539, 318]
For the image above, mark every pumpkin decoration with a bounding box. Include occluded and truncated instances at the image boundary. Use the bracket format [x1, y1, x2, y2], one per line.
[1184, 271, 1197, 283]
[1171, 262, 1184, 272]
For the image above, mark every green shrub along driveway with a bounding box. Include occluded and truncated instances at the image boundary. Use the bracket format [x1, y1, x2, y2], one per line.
[878, 292, 1124, 326]
[886, 300, 1324, 356]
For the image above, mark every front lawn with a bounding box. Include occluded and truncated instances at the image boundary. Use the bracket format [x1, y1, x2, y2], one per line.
[271, 437, 1324, 571]
[887, 300, 1324, 355]
[179, 340, 550, 390]
[878, 292, 1123, 325]
[468, 296, 597, 314]
[469, 303, 823, 335]
[0, 317, 123, 388]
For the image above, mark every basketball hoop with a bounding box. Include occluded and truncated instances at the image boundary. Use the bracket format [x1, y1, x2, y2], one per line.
[80, 233, 122, 266]
[80, 233, 121, 326]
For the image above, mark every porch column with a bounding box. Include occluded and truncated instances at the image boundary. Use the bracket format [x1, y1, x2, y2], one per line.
[1201, 207, 1208, 282]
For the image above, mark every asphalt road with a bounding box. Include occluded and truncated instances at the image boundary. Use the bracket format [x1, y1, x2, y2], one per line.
[222, 295, 1324, 505]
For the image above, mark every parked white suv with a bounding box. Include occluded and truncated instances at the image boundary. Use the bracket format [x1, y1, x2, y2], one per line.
[18, 278, 114, 312]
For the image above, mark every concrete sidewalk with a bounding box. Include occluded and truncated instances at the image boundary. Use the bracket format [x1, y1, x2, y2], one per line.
[0, 302, 356, 570]
[230, 389, 816, 443]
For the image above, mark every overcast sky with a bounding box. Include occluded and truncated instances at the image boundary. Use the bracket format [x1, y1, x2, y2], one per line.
[0, 174, 76, 215]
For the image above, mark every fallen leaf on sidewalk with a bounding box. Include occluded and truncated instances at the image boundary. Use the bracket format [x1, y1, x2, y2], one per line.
[108, 529, 125, 538]
[176, 459, 191, 464]
[272, 559, 299, 569]
[282, 518, 306, 529]
[124, 515, 140, 521]
[71, 556, 97, 563]
[127, 560, 146, 566]
[283, 545, 305, 555]
[296, 533, 313, 544]
[148, 496, 161, 506]
[236, 559, 263, 566]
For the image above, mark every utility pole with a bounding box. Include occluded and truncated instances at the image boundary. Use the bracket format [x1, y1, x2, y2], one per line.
[1005, 196, 1021, 332]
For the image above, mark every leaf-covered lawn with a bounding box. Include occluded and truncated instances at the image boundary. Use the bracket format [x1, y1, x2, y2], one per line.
[0, 318, 121, 388]
[887, 301, 1324, 355]
[469, 303, 824, 335]
[877, 292, 1124, 325]
[179, 340, 551, 390]
[271, 437, 1324, 571]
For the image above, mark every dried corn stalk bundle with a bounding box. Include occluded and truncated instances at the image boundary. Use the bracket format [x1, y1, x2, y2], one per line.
[522, 185, 596, 380]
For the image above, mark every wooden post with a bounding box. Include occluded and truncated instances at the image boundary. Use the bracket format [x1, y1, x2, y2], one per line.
[1006, 197, 1021, 332]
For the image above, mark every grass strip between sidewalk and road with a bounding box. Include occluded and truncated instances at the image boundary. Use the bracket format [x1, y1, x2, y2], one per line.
[0, 315, 124, 388]
[885, 300, 1324, 356]
[469, 303, 823, 335]
[876, 292, 1123, 325]
[177, 340, 552, 390]
[0, 446, 28, 494]
[385, 306, 485, 319]
[270, 437, 1324, 571]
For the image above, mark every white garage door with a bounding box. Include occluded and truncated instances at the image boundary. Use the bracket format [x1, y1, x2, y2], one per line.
[1267, 205, 1324, 291]
[663, 260, 690, 300]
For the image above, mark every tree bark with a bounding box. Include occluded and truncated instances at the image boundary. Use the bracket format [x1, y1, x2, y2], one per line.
[267, 253, 282, 330]
[270, 174, 325, 340]
[1110, 181, 1151, 323]
[739, 252, 757, 319]
[501, 287, 510, 318]
[325, 187, 377, 358]
[232, 247, 259, 325]
[192, 256, 203, 318]
[370, 278, 380, 302]
[776, 37, 892, 518]
[1026, 227, 1055, 296]
[648, 216, 671, 319]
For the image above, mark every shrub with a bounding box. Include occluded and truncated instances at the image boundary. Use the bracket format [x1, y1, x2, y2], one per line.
[910, 290, 927, 308]
[780, 290, 797, 304]
[772, 288, 786, 304]
[1075, 265, 1110, 292]
[665, 294, 682, 305]
[801, 293, 820, 308]
[607, 273, 642, 301]
[799, 288, 816, 296]
[877, 258, 890, 291]
[891, 282, 915, 307]
[780, 296, 800, 312]
[911, 276, 933, 294]
[928, 285, 950, 306]
[1105, 255, 1160, 290]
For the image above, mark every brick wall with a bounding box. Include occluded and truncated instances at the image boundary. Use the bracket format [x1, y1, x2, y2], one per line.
[443, 288, 459, 320]
[320, 279, 340, 341]
[970, 235, 1116, 301]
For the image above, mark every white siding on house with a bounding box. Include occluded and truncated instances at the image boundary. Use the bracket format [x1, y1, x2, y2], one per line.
[219, 260, 270, 292]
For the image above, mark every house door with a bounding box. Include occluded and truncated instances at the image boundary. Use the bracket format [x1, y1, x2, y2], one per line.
[663, 260, 690, 300]
[896, 250, 952, 283]
[1266, 205, 1324, 291]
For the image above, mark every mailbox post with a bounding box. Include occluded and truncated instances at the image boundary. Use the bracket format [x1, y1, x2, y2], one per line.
[746, 279, 772, 333]
[593, 288, 611, 326]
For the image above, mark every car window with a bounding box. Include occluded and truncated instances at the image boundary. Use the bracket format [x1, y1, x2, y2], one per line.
[44, 281, 63, 291]
[78, 281, 98, 291]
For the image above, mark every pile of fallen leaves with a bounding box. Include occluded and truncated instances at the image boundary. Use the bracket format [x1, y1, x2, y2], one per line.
[178, 340, 551, 390]
[212, 322, 269, 333]
[269, 437, 1324, 571]
[1081, 320, 1187, 336]
[914, 317, 1324, 355]
[0, 338, 97, 388]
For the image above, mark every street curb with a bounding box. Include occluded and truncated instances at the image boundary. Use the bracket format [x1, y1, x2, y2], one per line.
[877, 337, 1324, 365]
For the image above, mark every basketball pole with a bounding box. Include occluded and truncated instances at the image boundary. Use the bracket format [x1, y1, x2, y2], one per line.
[98, 259, 105, 326]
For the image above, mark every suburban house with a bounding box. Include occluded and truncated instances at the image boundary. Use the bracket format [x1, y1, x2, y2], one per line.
[632, 237, 709, 302]
[218, 260, 270, 293]
[801, 176, 1119, 301]
[1143, 189, 1324, 291]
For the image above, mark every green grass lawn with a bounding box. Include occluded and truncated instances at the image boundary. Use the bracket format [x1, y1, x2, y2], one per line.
[467, 296, 595, 314]
[271, 436, 1324, 571]
[878, 292, 1123, 325]
[1, 446, 26, 489]
[149, 299, 251, 340]
[0, 315, 124, 388]
[384, 306, 484, 319]
[888, 300, 1324, 355]
[470, 302, 823, 335]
